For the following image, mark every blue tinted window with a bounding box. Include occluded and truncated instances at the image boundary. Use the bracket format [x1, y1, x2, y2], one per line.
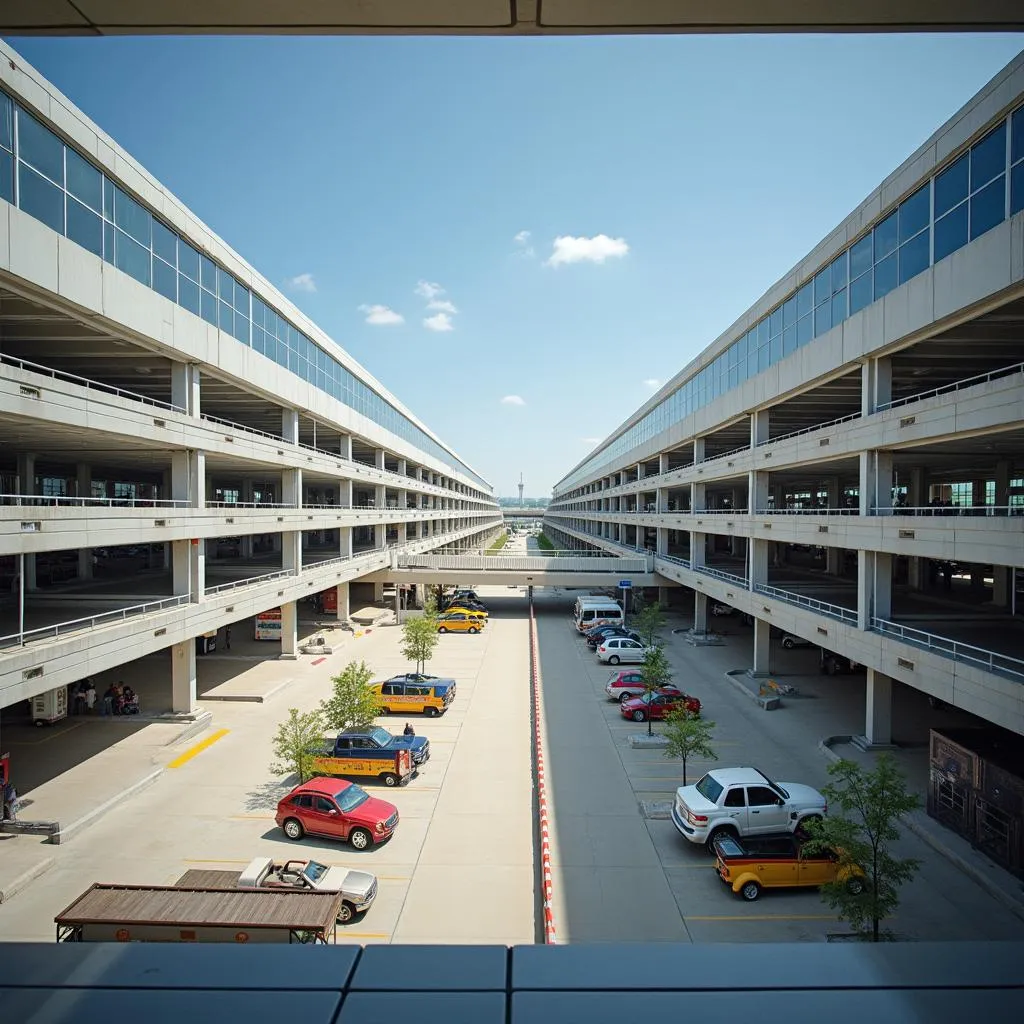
[934, 203, 968, 262]
[830, 251, 848, 292]
[115, 230, 151, 286]
[251, 296, 265, 328]
[233, 282, 249, 315]
[971, 123, 1006, 189]
[1012, 161, 1024, 216]
[200, 254, 217, 291]
[850, 234, 872, 279]
[232, 315, 249, 344]
[970, 175, 1005, 240]
[873, 252, 898, 301]
[782, 325, 797, 356]
[898, 183, 929, 243]
[178, 239, 200, 281]
[873, 211, 898, 261]
[218, 267, 234, 304]
[797, 314, 813, 348]
[934, 153, 969, 217]
[757, 319, 769, 348]
[1013, 106, 1024, 165]
[252, 325, 265, 354]
[769, 308, 782, 337]
[813, 268, 830, 306]
[219, 300, 233, 333]
[814, 302, 832, 336]
[103, 221, 114, 263]
[153, 257, 177, 301]
[65, 148, 102, 212]
[0, 149, 12, 203]
[179, 274, 200, 315]
[18, 162, 63, 231]
[899, 230, 930, 284]
[200, 288, 217, 325]
[18, 110, 63, 183]
[783, 296, 797, 328]
[796, 283, 813, 319]
[849, 273, 872, 315]
[66, 196, 102, 256]
[103, 177, 114, 219]
[152, 219, 177, 266]
[113, 187, 150, 246]
[0, 94, 10, 151]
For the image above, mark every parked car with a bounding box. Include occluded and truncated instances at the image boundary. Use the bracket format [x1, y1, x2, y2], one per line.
[671, 766, 827, 847]
[781, 634, 813, 649]
[819, 649, 861, 675]
[711, 603, 735, 617]
[437, 611, 485, 633]
[445, 605, 488, 619]
[620, 690, 702, 722]
[587, 627, 641, 649]
[605, 669, 660, 703]
[370, 677, 455, 717]
[275, 777, 399, 849]
[596, 637, 655, 665]
[713, 833, 864, 902]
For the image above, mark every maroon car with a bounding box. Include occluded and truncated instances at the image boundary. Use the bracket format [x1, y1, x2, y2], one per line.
[620, 690, 702, 723]
[275, 777, 399, 850]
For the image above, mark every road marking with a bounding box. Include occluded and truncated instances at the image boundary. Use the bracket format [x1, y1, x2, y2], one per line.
[229, 813, 275, 820]
[167, 728, 230, 768]
[311, 657, 327, 666]
[685, 913, 837, 922]
[663, 863, 717, 869]
[182, 858, 410, 881]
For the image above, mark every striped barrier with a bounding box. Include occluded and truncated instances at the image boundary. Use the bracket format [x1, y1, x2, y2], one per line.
[529, 598, 557, 944]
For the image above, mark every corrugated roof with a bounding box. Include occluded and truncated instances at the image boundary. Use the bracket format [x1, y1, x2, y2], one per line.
[55, 884, 342, 931]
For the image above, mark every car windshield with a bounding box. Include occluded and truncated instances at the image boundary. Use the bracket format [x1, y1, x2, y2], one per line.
[694, 774, 724, 803]
[302, 860, 329, 883]
[335, 785, 369, 812]
[757, 770, 788, 799]
[370, 727, 392, 746]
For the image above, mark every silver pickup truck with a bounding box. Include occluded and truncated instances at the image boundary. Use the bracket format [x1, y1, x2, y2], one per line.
[176, 855, 377, 923]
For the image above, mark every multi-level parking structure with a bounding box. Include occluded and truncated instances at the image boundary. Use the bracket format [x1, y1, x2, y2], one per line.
[548, 51, 1024, 745]
[0, 43, 501, 716]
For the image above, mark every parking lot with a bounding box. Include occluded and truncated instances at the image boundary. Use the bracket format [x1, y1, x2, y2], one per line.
[0, 587, 535, 944]
[533, 591, 1024, 943]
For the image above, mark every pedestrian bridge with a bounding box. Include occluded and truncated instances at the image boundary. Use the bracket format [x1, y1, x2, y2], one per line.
[364, 549, 659, 588]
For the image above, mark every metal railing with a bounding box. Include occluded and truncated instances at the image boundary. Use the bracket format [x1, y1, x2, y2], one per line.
[757, 410, 862, 447]
[755, 506, 859, 516]
[205, 568, 295, 595]
[199, 412, 283, 442]
[872, 504, 1022, 518]
[754, 582, 858, 624]
[698, 443, 749, 465]
[0, 494, 189, 509]
[205, 500, 296, 509]
[877, 361, 1024, 412]
[691, 508, 747, 515]
[0, 594, 190, 649]
[870, 618, 1024, 681]
[694, 564, 748, 586]
[0, 351, 184, 413]
[657, 553, 692, 569]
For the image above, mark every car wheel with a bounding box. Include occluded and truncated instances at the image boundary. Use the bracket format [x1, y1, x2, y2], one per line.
[282, 818, 304, 841]
[380, 772, 399, 787]
[337, 901, 356, 924]
[846, 877, 866, 895]
[609, 655, 620, 665]
[782, 637, 795, 649]
[705, 826, 732, 850]
[632, 710, 646, 722]
[468, 626, 478, 634]
[438, 626, 448, 634]
[618, 692, 634, 704]
[425, 706, 438, 717]
[740, 880, 761, 902]
[349, 827, 372, 850]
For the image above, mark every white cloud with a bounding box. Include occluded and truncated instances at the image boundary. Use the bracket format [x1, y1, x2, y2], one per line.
[546, 234, 629, 267]
[358, 304, 404, 326]
[286, 272, 317, 292]
[512, 230, 535, 258]
[415, 280, 445, 301]
[501, 394, 526, 407]
[423, 312, 454, 332]
[514, 230, 531, 245]
[426, 299, 458, 314]
[643, 378, 662, 390]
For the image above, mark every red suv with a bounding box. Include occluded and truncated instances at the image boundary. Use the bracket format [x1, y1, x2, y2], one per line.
[620, 690, 701, 722]
[276, 777, 399, 850]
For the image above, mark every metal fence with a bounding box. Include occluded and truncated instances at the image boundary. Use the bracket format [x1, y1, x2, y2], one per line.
[0, 494, 189, 509]
[877, 360, 1024, 412]
[754, 582, 858, 623]
[870, 618, 1024, 680]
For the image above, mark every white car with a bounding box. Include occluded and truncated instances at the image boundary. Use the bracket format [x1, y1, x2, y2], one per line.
[671, 767, 827, 847]
[596, 637, 654, 665]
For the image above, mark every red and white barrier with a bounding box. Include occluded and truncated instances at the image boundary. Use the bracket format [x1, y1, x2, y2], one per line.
[529, 600, 556, 944]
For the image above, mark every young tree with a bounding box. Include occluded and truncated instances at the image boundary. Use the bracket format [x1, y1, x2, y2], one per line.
[269, 707, 324, 783]
[319, 660, 381, 732]
[662, 707, 716, 785]
[633, 602, 665, 649]
[801, 755, 922, 942]
[401, 614, 439, 676]
[638, 644, 674, 736]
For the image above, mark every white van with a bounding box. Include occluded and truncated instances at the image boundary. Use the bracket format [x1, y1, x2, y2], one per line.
[574, 598, 623, 633]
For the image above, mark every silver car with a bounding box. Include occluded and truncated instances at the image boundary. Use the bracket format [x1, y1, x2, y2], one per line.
[596, 637, 654, 665]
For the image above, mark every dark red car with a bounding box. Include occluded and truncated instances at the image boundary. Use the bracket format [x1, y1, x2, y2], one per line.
[275, 777, 399, 850]
[620, 690, 701, 722]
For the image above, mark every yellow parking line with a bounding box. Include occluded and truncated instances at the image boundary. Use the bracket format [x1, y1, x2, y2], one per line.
[686, 914, 837, 922]
[167, 728, 229, 768]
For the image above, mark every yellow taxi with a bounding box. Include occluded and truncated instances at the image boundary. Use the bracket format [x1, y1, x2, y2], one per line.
[436, 611, 486, 634]
[444, 605, 487, 621]
[369, 674, 456, 717]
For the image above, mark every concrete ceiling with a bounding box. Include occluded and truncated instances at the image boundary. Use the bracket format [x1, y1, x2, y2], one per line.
[4, 1, 1023, 36]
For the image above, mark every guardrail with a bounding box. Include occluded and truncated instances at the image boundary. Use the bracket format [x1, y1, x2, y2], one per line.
[397, 553, 649, 572]
[694, 564, 748, 586]
[871, 504, 1022, 517]
[657, 553, 692, 569]
[0, 594, 190, 650]
[877, 360, 1024, 412]
[756, 411, 861, 447]
[755, 506, 858, 516]
[204, 568, 296, 595]
[1, 351, 184, 413]
[0, 494, 190, 509]
[698, 443, 749, 465]
[754, 582, 858, 623]
[870, 618, 1024, 681]
[199, 412, 283, 442]
[205, 500, 296, 509]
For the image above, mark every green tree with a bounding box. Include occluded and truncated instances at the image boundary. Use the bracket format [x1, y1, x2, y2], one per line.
[662, 707, 716, 785]
[269, 707, 324, 783]
[638, 644, 674, 736]
[401, 614, 439, 676]
[319, 660, 381, 732]
[633, 602, 665, 648]
[801, 755, 922, 942]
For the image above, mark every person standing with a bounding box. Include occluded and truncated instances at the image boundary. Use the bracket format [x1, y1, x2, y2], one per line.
[224, 624, 232, 651]
[101, 684, 115, 717]
[403, 722, 415, 737]
[2, 779, 17, 822]
[85, 681, 97, 714]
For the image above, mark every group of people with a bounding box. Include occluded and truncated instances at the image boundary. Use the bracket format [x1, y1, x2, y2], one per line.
[70, 679, 138, 715]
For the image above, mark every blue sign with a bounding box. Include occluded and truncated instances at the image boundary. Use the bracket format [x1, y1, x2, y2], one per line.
[618, 580, 633, 589]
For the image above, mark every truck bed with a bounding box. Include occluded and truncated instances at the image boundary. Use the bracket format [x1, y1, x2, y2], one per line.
[175, 869, 242, 888]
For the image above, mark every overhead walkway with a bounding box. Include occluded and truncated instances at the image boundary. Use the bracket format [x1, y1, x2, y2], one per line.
[364, 549, 658, 587]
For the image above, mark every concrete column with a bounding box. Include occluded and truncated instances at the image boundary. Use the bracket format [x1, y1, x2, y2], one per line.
[909, 467, 925, 511]
[414, 467, 423, 481]
[340, 526, 352, 559]
[751, 617, 772, 676]
[373, 582, 385, 603]
[693, 591, 708, 634]
[857, 550, 892, 628]
[994, 460, 1010, 514]
[398, 459, 407, 476]
[862, 669, 893, 747]
[335, 581, 350, 621]
[375, 484, 386, 509]
[656, 527, 668, 556]
[991, 566, 1011, 607]
[861, 356, 892, 416]
[693, 437, 705, 464]
[658, 586, 670, 609]
[907, 557, 923, 589]
[282, 468, 302, 508]
[692, 481, 706, 512]
[398, 488, 408, 509]
[691, 531, 706, 568]
[280, 601, 298, 659]
[375, 524, 386, 550]
[16, 453, 36, 496]
[971, 478, 986, 512]
[339, 435, 353, 460]
[281, 531, 301, 573]
[282, 409, 299, 445]
[171, 450, 206, 508]
[338, 478, 353, 508]
[858, 450, 893, 515]
[749, 471, 769, 514]
[374, 449, 385, 471]
[76, 462, 91, 500]
[240, 535, 253, 558]
[78, 548, 93, 580]
[171, 638, 197, 713]
[171, 362, 201, 417]
[749, 537, 768, 590]
[750, 408, 770, 447]
[659, 453, 670, 474]
[826, 546, 842, 575]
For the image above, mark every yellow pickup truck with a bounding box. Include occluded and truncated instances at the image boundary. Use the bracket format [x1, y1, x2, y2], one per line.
[713, 833, 865, 902]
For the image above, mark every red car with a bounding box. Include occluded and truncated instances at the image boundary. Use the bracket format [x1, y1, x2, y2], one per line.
[620, 690, 701, 722]
[275, 777, 399, 850]
[605, 670, 683, 704]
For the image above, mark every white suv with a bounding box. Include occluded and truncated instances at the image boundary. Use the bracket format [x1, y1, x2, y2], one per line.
[671, 766, 826, 847]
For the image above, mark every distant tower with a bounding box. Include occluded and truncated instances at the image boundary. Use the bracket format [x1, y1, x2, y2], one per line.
[518, 473, 524, 508]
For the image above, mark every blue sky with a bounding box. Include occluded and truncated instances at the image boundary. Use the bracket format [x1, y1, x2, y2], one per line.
[8, 33, 1024, 497]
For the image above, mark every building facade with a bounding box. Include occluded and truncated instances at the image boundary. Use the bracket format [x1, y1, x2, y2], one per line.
[548, 53, 1024, 742]
[0, 43, 500, 716]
